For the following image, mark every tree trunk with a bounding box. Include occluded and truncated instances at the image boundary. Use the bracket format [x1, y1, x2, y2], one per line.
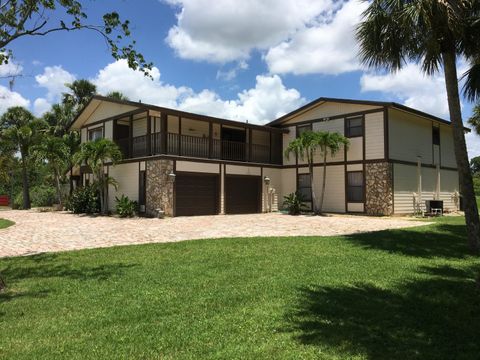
[54, 167, 63, 207]
[309, 161, 318, 214]
[69, 166, 74, 196]
[98, 169, 105, 215]
[443, 50, 480, 253]
[319, 152, 327, 214]
[20, 154, 31, 209]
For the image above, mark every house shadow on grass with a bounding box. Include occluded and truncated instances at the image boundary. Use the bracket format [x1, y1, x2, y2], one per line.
[285, 265, 480, 360]
[343, 222, 469, 259]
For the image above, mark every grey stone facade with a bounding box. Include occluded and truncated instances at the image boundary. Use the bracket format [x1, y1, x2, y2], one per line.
[365, 162, 394, 216]
[146, 160, 174, 217]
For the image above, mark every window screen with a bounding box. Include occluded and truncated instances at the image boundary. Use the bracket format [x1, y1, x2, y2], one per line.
[88, 127, 103, 141]
[346, 116, 363, 137]
[297, 173, 312, 202]
[347, 171, 364, 202]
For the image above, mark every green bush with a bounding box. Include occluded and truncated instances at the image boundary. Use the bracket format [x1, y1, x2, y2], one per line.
[65, 185, 100, 214]
[31, 185, 57, 207]
[473, 176, 480, 196]
[12, 185, 57, 209]
[115, 195, 138, 217]
[283, 192, 308, 215]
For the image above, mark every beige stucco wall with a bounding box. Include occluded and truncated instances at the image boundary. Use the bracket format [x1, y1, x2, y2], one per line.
[104, 120, 113, 140]
[440, 125, 457, 168]
[365, 111, 384, 160]
[176, 161, 220, 174]
[389, 109, 433, 163]
[226, 164, 261, 176]
[282, 101, 382, 125]
[83, 102, 138, 127]
[393, 163, 459, 214]
[108, 162, 139, 212]
[312, 165, 345, 213]
[280, 168, 297, 209]
[262, 167, 282, 212]
[346, 137, 363, 162]
[181, 118, 209, 137]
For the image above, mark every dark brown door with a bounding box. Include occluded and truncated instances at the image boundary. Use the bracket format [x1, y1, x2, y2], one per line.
[175, 173, 219, 216]
[225, 175, 261, 214]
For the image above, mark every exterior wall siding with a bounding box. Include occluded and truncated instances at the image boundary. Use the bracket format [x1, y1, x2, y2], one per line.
[312, 165, 345, 213]
[83, 102, 138, 126]
[108, 162, 140, 212]
[365, 111, 385, 160]
[104, 120, 113, 140]
[283, 126, 296, 166]
[440, 125, 457, 168]
[176, 161, 220, 174]
[283, 102, 382, 124]
[389, 109, 433, 163]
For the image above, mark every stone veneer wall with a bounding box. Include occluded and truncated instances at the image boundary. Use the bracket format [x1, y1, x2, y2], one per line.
[146, 160, 174, 217]
[365, 162, 393, 216]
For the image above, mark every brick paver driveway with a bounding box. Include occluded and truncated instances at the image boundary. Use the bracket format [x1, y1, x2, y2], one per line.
[0, 210, 428, 258]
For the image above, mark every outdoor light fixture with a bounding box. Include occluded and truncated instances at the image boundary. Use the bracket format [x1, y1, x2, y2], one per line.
[264, 176, 271, 185]
[168, 171, 176, 181]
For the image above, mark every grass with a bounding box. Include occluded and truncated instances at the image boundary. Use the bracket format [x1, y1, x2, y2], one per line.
[0, 216, 479, 359]
[0, 218, 14, 229]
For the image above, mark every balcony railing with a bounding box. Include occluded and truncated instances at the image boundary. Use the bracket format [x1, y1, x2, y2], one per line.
[115, 132, 282, 165]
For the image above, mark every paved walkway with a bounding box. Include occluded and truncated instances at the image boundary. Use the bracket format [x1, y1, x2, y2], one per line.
[0, 210, 429, 258]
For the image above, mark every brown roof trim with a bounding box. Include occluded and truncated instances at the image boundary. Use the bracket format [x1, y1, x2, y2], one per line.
[267, 96, 471, 132]
[69, 95, 287, 133]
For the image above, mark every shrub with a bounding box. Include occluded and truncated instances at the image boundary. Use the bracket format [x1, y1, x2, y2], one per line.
[65, 185, 100, 214]
[115, 195, 138, 218]
[12, 185, 57, 209]
[283, 192, 307, 215]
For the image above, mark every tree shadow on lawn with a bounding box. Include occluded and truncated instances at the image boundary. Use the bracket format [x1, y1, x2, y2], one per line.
[0, 253, 138, 304]
[343, 222, 469, 259]
[285, 264, 480, 360]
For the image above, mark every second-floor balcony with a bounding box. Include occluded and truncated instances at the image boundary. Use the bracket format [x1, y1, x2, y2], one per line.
[115, 132, 281, 165]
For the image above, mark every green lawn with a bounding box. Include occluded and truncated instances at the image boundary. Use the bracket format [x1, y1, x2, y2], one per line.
[0, 217, 479, 359]
[0, 218, 14, 229]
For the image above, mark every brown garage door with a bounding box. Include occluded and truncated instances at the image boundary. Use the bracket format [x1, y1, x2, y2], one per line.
[225, 175, 261, 214]
[175, 173, 219, 216]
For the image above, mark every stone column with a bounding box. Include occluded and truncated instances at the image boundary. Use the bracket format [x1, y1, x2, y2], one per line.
[146, 160, 174, 216]
[365, 162, 394, 216]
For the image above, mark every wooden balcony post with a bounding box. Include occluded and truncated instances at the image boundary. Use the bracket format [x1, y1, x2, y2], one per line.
[209, 121, 213, 158]
[147, 115, 152, 156]
[160, 112, 167, 154]
[129, 115, 133, 158]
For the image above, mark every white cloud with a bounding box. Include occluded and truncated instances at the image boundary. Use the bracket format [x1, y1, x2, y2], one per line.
[265, 0, 367, 75]
[0, 85, 30, 114]
[165, 0, 336, 64]
[35, 65, 75, 101]
[466, 131, 480, 159]
[360, 63, 450, 118]
[92, 59, 304, 124]
[0, 56, 23, 77]
[33, 98, 52, 116]
[216, 61, 248, 81]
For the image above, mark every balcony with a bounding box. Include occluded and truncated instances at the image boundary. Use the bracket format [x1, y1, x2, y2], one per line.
[115, 132, 281, 165]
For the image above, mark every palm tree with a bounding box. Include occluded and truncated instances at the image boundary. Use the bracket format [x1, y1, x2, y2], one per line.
[285, 130, 349, 214]
[63, 79, 97, 114]
[468, 103, 480, 135]
[0, 107, 44, 209]
[74, 138, 122, 214]
[63, 130, 81, 196]
[357, 0, 480, 253]
[43, 102, 75, 137]
[33, 136, 68, 207]
[106, 91, 129, 101]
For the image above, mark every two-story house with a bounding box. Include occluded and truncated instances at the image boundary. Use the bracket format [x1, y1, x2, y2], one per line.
[69, 95, 462, 216]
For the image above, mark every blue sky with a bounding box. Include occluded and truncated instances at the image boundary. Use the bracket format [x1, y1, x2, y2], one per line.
[1, 0, 479, 156]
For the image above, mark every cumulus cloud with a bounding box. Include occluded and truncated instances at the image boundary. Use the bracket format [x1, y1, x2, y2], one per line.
[360, 63, 450, 118]
[0, 57, 23, 77]
[0, 85, 30, 114]
[33, 98, 52, 116]
[265, 0, 367, 75]
[92, 59, 304, 124]
[165, 0, 336, 64]
[35, 65, 75, 101]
